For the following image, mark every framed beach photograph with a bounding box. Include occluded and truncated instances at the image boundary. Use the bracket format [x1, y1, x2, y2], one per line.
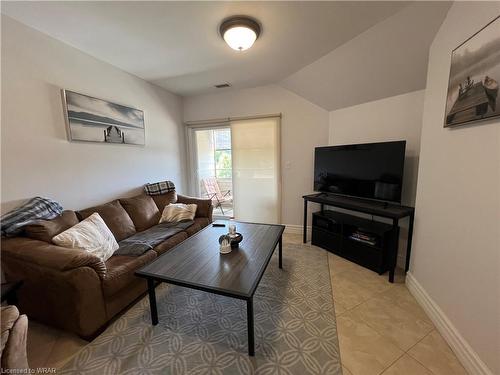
[444, 16, 500, 127]
[62, 90, 145, 145]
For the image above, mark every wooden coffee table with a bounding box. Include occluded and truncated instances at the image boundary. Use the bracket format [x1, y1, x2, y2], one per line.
[135, 220, 285, 356]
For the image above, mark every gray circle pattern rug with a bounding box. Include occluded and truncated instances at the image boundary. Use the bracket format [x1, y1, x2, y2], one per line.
[61, 243, 341, 374]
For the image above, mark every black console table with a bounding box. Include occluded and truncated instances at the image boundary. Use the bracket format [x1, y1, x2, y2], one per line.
[303, 193, 415, 283]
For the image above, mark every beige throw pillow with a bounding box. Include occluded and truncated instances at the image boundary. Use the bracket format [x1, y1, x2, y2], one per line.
[160, 203, 197, 223]
[52, 212, 119, 262]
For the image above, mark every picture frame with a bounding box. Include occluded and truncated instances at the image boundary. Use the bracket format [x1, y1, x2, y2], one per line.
[444, 16, 500, 127]
[62, 90, 145, 145]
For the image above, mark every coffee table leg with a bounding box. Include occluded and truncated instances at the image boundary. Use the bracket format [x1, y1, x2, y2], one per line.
[247, 298, 255, 356]
[147, 278, 159, 325]
[278, 236, 283, 269]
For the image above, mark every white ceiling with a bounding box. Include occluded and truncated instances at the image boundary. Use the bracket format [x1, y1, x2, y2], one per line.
[281, 2, 451, 111]
[1, 1, 410, 97]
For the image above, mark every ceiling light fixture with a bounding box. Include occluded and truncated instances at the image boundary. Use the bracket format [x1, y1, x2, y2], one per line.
[219, 16, 261, 51]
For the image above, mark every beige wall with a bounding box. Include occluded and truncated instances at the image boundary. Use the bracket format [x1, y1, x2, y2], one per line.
[1, 16, 186, 213]
[183, 85, 330, 226]
[328, 90, 425, 267]
[411, 3, 500, 374]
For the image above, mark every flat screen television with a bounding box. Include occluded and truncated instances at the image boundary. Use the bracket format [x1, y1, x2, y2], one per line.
[314, 141, 406, 203]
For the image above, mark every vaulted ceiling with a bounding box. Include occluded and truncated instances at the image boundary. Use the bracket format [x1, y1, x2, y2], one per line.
[2, 1, 451, 110]
[281, 2, 451, 110]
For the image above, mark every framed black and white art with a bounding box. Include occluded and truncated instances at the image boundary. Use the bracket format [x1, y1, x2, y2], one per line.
[62, 90, 145, 145]
[444, 16, 500, 127]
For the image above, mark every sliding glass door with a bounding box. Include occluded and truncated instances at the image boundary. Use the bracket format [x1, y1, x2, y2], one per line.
[191, 127, 234, 218]
[231, 118, 280, 224]
[187, 116, 280, 224]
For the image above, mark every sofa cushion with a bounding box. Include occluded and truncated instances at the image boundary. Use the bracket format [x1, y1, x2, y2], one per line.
[115, 221, 193, 256]
[77, 200, 136, 241]
[23, 210, 79, 243]
[120, 194, 160, 232]
[151, 191, 177, 212]
[184, 222, 201, 237]
[183, 217, 210, 237]
[104, 279, 148, 322]
[153, 231, 188, 255]
[103, 250, 157, 297]
[177, 195, 213, 221]
[194, 217, 210, 229]
[160, 203, 197, 224]
[52, 213, 119, 262]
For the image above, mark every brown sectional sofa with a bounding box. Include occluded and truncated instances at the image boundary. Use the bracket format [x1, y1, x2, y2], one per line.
[1, 191, 212, 339]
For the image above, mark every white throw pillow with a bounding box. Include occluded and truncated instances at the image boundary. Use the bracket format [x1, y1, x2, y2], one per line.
[160, 203, 197, 223]
[52, 212, 118, 262]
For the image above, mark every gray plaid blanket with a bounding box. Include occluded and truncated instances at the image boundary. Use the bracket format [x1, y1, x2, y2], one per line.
[116, 220, 194, 256]
[1, 197, 63, 237]
[144, 180, 175, 196]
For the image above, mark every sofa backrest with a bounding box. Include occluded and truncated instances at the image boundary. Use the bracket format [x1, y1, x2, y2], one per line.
[150, 191, 177, 212]
[23, 210, 79, 243]
[77, 200, 136, 241]
[119, 194, 161, 232]
[16, 190, 180, 243]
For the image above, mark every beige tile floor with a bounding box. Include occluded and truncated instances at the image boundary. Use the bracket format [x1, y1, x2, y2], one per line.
[25, 233, 467, 374]
[326, 244, 467, 375]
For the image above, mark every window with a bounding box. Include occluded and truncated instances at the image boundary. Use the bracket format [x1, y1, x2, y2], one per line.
[213, 129, 232, 179]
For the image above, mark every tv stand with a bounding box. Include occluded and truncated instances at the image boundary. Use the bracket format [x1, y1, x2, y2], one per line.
[303, 193, 415, 282]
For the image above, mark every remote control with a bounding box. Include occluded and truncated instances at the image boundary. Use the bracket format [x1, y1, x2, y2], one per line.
[212, 223, 226, 227]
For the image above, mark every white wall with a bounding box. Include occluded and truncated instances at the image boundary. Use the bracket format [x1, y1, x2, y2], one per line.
[183, 85, 330, 226]
[329, 90, 425, 206]
[1, 16, 186, 213]
[329, 90, 425, 267]
[411, 3, 500, 374]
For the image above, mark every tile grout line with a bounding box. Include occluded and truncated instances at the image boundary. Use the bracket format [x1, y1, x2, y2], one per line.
[327, 250, 349, 375]
[404, 328, 433, 353]
[330, 275, 401, 319]
[327, 249, 463, 375]
[346, 296, 434, 355]
[330, 273, 388, 309]
[329, 252, 405, 375]
[404, 330, 442, 375]
[377, 350, 406, 375]
[330, 253, 432, 375]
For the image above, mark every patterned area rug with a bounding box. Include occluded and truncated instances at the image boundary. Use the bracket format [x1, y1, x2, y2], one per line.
[61, 243, 341, 374]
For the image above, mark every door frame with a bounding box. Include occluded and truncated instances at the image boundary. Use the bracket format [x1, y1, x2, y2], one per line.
[185, 115, 282, 224]
[185, 123, 231, 198]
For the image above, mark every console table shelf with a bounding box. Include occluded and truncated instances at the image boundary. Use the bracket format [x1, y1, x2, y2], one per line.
[312, 210, 396, 274]
[303, 193, 415, 282]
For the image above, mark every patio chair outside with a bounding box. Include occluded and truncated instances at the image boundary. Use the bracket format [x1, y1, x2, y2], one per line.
[202, 177, 232, 215]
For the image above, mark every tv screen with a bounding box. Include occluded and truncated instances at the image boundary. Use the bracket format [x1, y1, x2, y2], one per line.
[314, 141, 406, 203]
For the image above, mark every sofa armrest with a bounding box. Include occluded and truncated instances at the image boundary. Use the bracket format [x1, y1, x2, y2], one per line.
[177, 194, 213, 222]
[1, 237, 106, 280]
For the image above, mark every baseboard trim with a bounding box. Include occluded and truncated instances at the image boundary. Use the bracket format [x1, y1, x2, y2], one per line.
[406, 272, 493, 375]
[284, 224, 310, 236]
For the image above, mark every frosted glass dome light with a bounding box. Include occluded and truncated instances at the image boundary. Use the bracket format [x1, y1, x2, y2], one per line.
[223, 26, 257, 51]
[220, 17, 261, 52]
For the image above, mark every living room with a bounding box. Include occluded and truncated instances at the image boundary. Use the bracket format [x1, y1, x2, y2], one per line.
[1, 2, 498, 375]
